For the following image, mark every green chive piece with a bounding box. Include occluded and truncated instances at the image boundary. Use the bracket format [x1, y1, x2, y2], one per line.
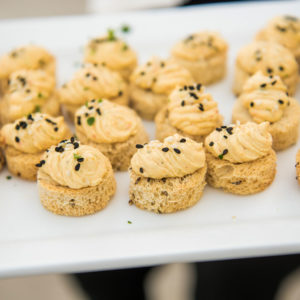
[85, 101, 89, 107]
[122, 43, 128, 51]
[121, 24, 130, 33]
[37, 92, 43, 98]
[107, 28, 116, 41]
[218, 154, 224, 159]
[87, 117, 95, 126]
[128, 220, 132, 224]
[34, 105, 41, 112]
[6, 176, 12, 180]
[98, 99, 102, 103]
[73, 153, 82, 160]
[83, 87, 89, 91]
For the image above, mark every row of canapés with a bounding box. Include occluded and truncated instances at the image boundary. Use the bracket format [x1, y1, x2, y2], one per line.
[0, 15, 299, 216]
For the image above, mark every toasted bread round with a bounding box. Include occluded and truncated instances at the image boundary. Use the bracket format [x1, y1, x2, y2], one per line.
[205, 150, 276, 195]
[38, 167, 116, 216]
[4, 145, 42, 180]
[129, 165, 207, 214]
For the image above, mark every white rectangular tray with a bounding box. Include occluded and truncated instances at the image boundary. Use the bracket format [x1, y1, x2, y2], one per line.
[1, 0, 300, 278]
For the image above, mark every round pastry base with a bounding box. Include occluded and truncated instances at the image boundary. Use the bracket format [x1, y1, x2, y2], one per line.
[129, 166, 207, 214]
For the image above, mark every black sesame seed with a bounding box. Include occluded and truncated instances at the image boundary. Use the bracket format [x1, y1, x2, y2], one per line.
[27, 114, 33, 121]
[77, 157, 84, 162]
[93, 76, 98, 81]
[71, 137, 75, 143]
[54, 127, 58, 132]
[189, 85, 194, 90]
[55, 146, 64, 153]
[209, 141, 214, 146]
[73, 142, 79, 149]
[189, 92, 199, 100]
[279, 66, 284, 71]
[18, 77, 26, 86]
[135, 177, 141, 184]
[276, 25, 287, 32]
[45, 118, 56, 125]
[88, 106, 93, 110]
[226, 127, 233, 135]
[180, 138, 186, 143]
[223, 135, 228, 139]
[118, 90, 123, 97]
[260, 83, 267, 88]
[162, 178, 166, 183]
[223, 149, 228, 155]
[75, 163, 80, 171]
[15, 124, 20, 130]
[221, 126, 227, 129]
[162, 147, 169, 152]
[199, 103, 204, 111]
[278, 99, 284, 104]
[250, 102, 254, 107]
[140, 71, 145, 76]
[136, 144, 143, 149]
[26, 89, 31, 93]
[196, 83, 202, 91]
[91, 99, 96, 103]
[86, 73, 91, 77]
[271, 80, 277, 85]
[139, 167, 144, 173]
[181, 100, 185, 107]
[216, 128, 222, 132]
[183, 86, 187, 90]
[160, 62, 165, 68]
[77, 116, 81, 126]
[267, 68, 273, 74]
[15, 136, 20, 143]
[173, 148, 181, 154]
[96, 108, 101, 115]
[35, 160, 45, 167]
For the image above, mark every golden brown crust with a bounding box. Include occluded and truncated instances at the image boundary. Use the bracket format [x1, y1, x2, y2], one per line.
[155, 105, 223, 142]
[129, 165, 206, 213]
[205, 150, 276, 195]
[232, 98, 300, 151]
[4, 145, 42, 180]
[38, 167, 116, 216]
[76, 121, 149, 171]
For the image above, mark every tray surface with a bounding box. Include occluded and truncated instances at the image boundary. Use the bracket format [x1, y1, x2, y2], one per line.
[0, 0, 300, 277]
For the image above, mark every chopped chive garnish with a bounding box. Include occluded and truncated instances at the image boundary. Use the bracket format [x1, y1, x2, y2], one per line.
[37, 92, 43, 98]
[87, 117, 95, 126]
[73, 153, 83, 160]
[128, 220, 132, 224]
[34, 105, 41, 112]
[121, 24, 130, 33]
[6, 176, 12, 180]
[98, 98, 103, 103]
[107, 28, 116, 41]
